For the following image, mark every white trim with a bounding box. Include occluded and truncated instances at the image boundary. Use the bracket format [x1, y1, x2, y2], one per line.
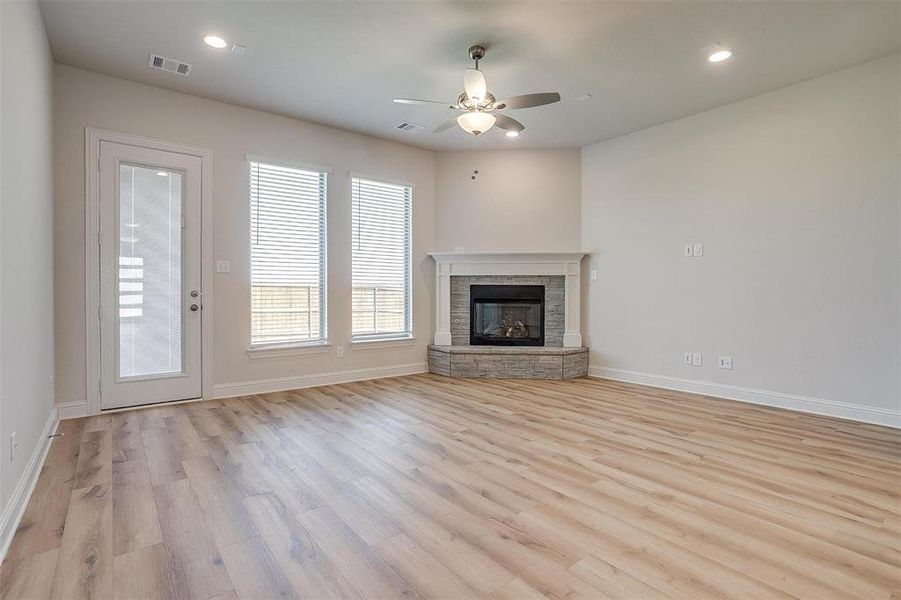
[246, 153, 333, 175]
[349, 171, 415, 190]
[212, 362, 427, 399]
[589, 366, 901, 429]
[428, 251, 589, 263]
[428, 251, 588, 348]
[85, 127, 214, 415]
[0, 407, 59, 563]
[247, 341, 331, 359]
[60, 395, 215, 421]
[351, 336, 416, 350]
[57, 401, 89, 420]
[562, 333, 583, 347]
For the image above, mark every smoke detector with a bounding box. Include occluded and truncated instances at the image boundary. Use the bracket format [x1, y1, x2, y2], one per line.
[148, 53, 192, 76]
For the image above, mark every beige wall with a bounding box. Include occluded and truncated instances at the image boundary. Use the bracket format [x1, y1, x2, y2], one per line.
[1, 1, 55, 512]
[434, 149, 581, 252]
[53, 64, 436, 404]
[51, 53, 900, 424]
[582, 54, 901, 414]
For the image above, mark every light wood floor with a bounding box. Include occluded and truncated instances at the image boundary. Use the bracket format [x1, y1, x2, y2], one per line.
[1, 374, 899, 599]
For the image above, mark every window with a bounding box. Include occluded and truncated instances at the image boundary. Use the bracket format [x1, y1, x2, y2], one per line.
[249, 160, 327, 346]
[351, 177, 412, 340]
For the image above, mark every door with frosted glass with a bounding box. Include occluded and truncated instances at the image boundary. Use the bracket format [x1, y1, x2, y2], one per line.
[99, 141, 202, 409]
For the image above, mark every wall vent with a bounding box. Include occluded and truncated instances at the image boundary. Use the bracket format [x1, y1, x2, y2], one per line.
[395, 121, 424, 133]
[148, 53, 192, 76]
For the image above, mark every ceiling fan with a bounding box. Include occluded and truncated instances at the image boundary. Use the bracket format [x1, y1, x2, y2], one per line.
[393, 45, 561, 138]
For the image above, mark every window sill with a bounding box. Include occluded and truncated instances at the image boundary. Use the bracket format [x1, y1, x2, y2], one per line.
[247, 341, 330, 359]
[351, 336, 415, 350]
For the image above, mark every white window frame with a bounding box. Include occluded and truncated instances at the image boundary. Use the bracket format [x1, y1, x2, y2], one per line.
[350, 173, 414, 344]
[246, 155, 329, 354]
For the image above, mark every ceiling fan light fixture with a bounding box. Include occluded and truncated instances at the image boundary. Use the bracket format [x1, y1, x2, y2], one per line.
[457, 111, 496, 136]
[464, 69, 487, 105]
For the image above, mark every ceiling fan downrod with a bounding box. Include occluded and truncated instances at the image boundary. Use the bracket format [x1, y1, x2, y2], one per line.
[468, 45, 486, 70]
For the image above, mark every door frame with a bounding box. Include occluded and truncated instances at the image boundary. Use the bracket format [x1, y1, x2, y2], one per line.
[85, 127, 213, 415]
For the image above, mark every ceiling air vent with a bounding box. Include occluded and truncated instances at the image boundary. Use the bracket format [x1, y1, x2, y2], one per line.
[148, 53, 192, 77]
[395, 121, 424, 133]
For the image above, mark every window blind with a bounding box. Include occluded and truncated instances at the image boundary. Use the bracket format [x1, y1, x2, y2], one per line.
[250, 161, 327, 346]
[351, 177, 412, 340]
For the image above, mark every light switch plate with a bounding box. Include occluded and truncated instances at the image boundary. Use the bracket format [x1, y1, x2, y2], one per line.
[693, 243, 704, 257]
[216, 260, 231, 274]
[684, 244, 694, 257]
[590, 269, 598, 281]
[692, 352, 702, 366]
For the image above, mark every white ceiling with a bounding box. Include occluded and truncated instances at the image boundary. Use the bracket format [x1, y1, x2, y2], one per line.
[39, 1, 900, 151]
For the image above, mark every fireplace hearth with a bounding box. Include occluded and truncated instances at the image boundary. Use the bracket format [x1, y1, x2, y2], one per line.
[470, 284, 545, 346]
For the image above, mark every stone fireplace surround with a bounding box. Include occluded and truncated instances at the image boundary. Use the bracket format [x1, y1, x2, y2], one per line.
[428, 251, 588, 379]
[453, 276, 562, 346]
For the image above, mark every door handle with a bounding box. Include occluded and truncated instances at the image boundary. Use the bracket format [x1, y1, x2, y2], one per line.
[190, 304, 199, 312]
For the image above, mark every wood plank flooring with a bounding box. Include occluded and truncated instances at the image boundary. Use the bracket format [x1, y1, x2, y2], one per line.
[2, 374, 899, 599]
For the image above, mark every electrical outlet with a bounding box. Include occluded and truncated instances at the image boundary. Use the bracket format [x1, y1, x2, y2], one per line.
[684, 244, 694, 257]
[692, 352, 702, 366]
[454, 247, 465, 253]
[693, 243, 704, 257]
[590, 269, 598, 281]
[336, 346, 345, 358]
[718, 356, 733, 370]
[216, 260, 231, 274]
[683, 352, 693, 365]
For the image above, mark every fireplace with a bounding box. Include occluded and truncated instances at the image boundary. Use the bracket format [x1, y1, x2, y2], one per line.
[470, 284, 545, 346]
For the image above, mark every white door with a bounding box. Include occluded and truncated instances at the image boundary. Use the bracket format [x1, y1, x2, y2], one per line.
[99, 141, 202, 409]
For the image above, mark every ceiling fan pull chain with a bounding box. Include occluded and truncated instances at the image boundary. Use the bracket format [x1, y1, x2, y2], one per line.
[471, 137, 479, 181]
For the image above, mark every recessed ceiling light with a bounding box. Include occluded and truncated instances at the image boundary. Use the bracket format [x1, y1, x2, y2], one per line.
[157, 171, 169, 177]
[505, 131, 520, 138]
[705, 45, 734, 63]
[203, 35, 227, 49]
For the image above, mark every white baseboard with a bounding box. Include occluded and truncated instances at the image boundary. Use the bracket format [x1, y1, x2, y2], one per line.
[213, 362, 428, 399]
[589, 366, 900, 429]
[57, 400, 88, 420]
[56, 363, 428, 417]
[0, 406, 59, 563]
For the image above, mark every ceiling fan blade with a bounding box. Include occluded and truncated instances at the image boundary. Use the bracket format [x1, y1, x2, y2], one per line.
[393, 98, 454, 108]
[494, 113, 525, 134]
[494, 92, 561, 110]
[463, 69, 487, 103]
[432, 116, 460, 133]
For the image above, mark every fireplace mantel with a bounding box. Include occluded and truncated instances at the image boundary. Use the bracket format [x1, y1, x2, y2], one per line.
[428, 251, 587, 347]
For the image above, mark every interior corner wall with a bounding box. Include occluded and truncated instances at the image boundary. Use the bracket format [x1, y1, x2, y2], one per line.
[434, 149, 581, 252]
[0, 0, 56, 512]
[52, 64, 436, 406]
[581, 54, 901, 417]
